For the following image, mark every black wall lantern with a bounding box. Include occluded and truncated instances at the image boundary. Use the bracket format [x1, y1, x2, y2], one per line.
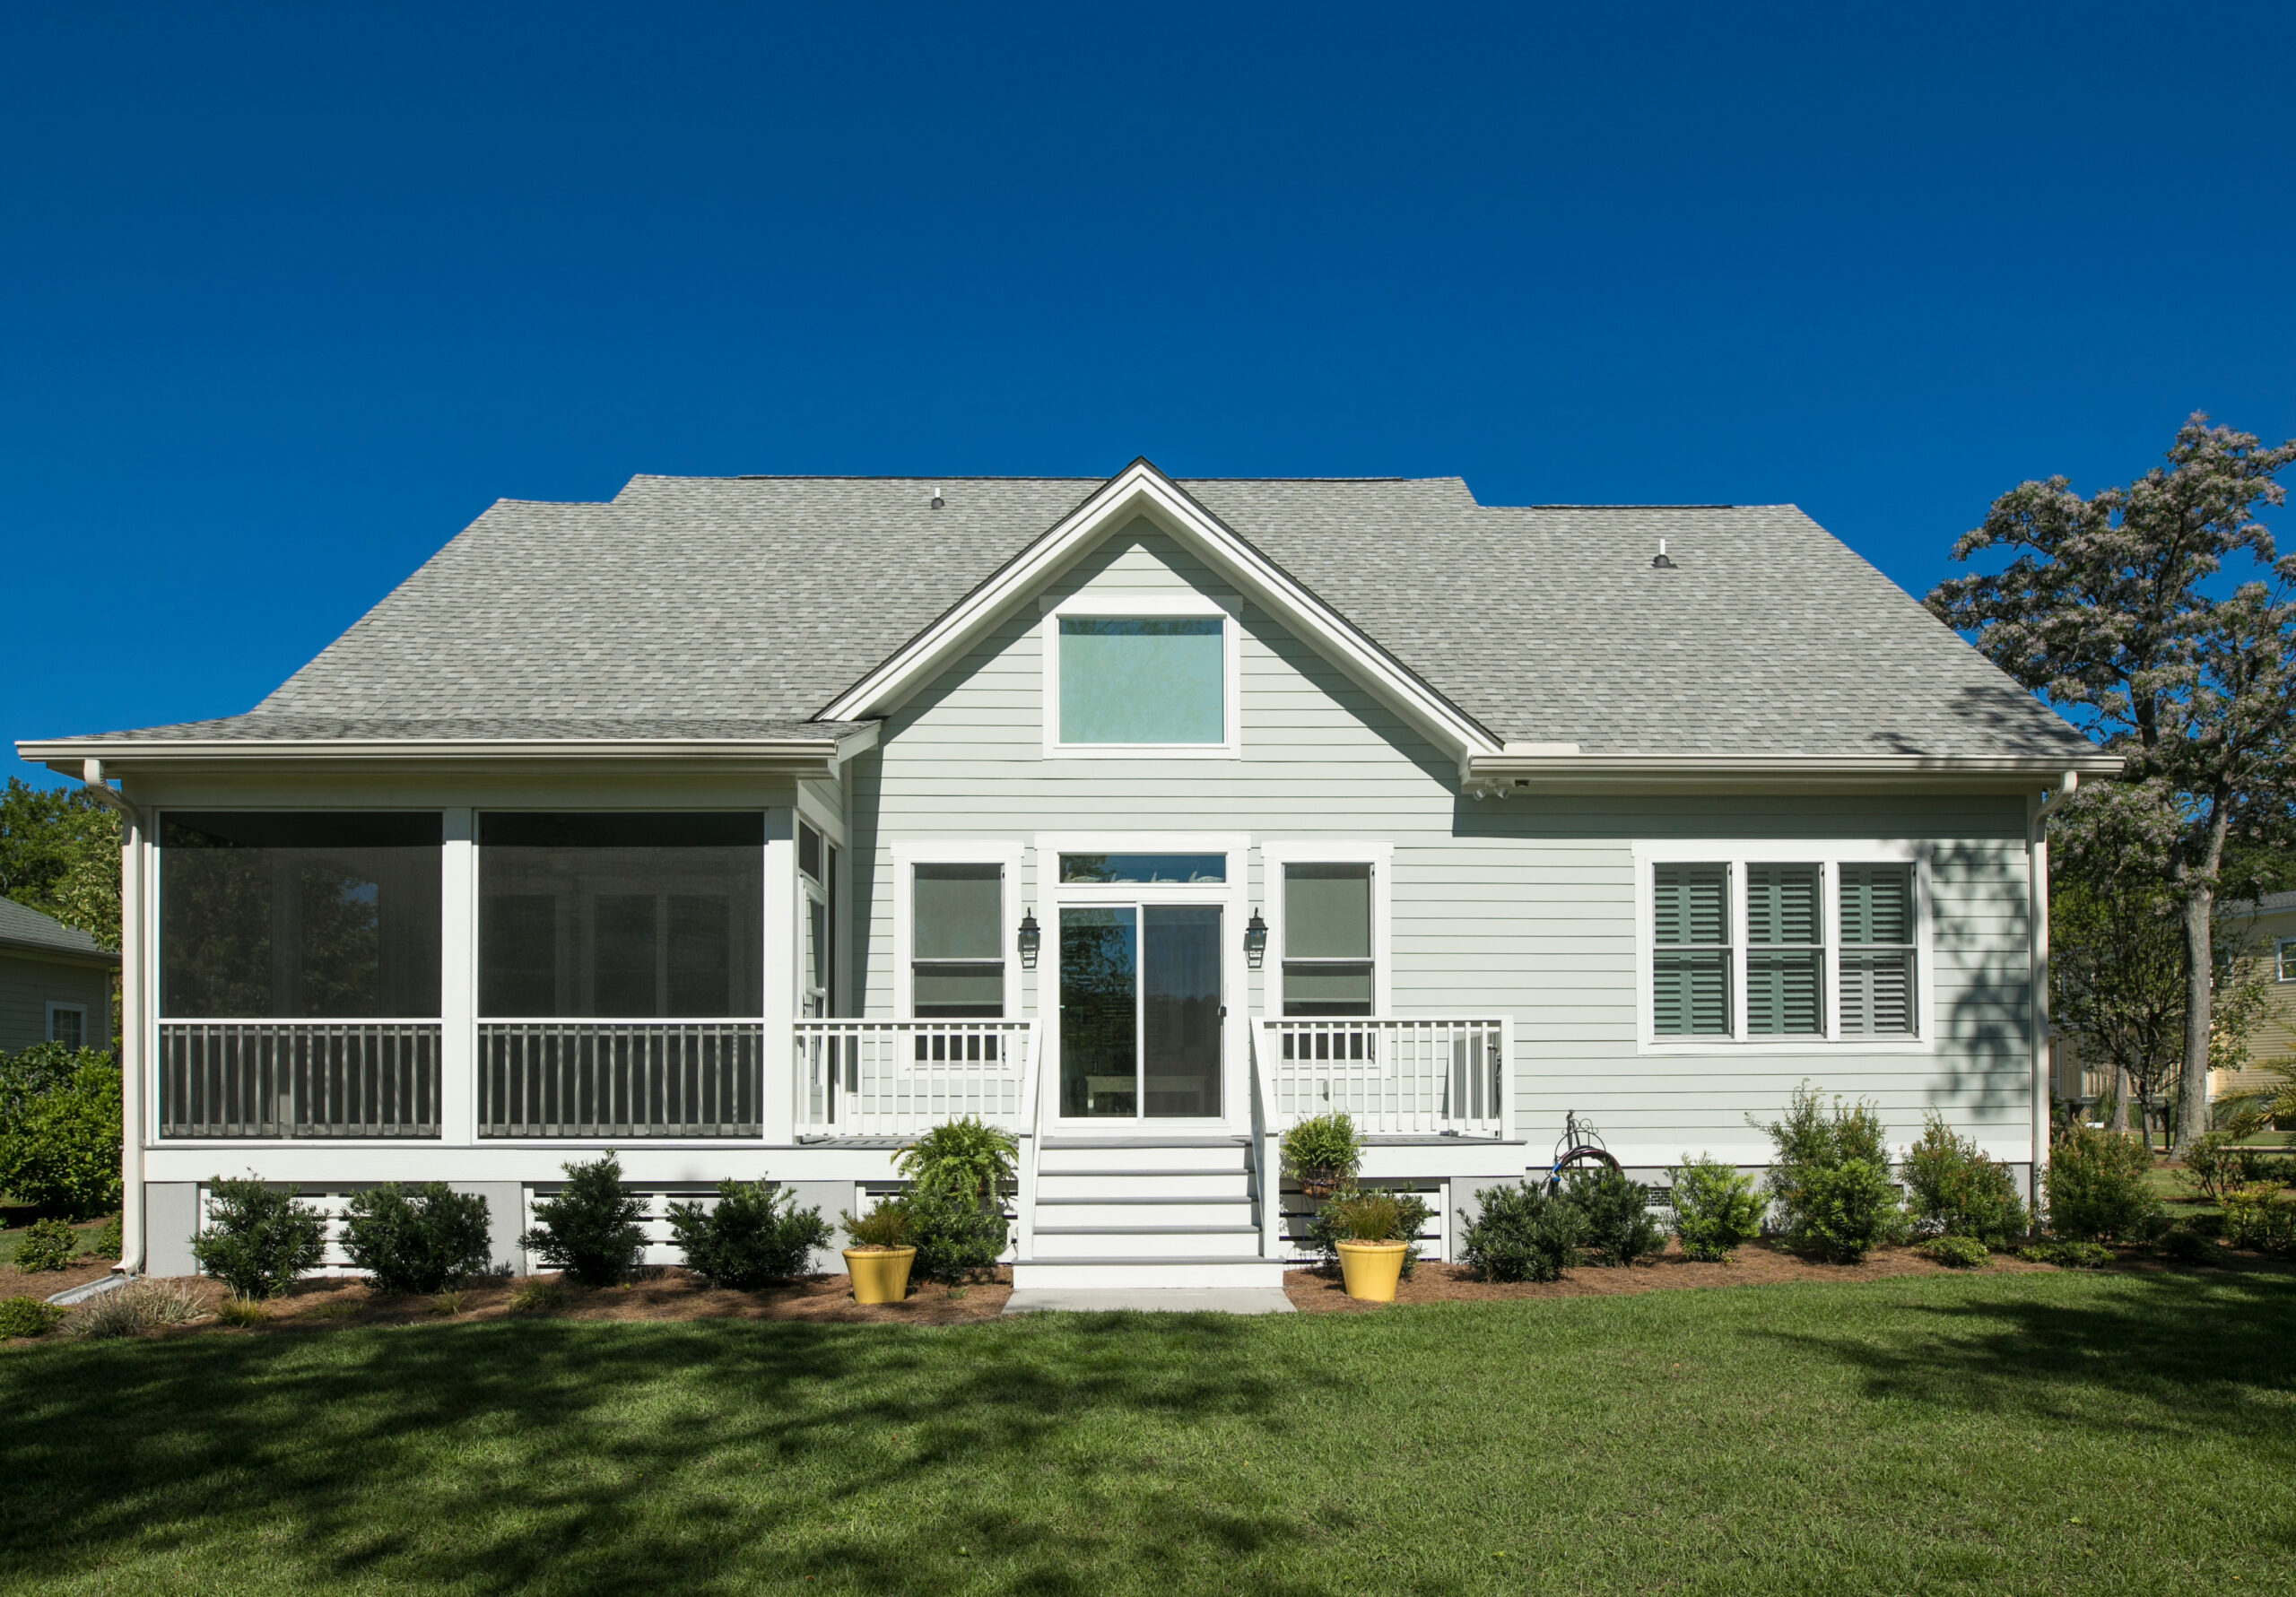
[1244, 909, 1268, 969]
[1017, 909, 1041, 969]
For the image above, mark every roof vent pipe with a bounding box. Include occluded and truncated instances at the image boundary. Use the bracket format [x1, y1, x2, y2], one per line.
[1651, 539, 1675, 569]
[930, 486, 945, 510]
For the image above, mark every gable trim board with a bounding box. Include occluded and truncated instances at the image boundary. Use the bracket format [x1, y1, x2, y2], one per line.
[22, 728, 883, 778]
[821, 460, 1506, 775]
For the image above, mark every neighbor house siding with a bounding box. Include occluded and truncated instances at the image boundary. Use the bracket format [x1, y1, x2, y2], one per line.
[852, 520, 2038, 1167]
[0, 950, 113, 1055]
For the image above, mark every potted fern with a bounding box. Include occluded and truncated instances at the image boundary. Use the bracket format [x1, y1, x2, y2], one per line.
[1321, 1189, 1414, 1302]
[1280, 1111, 1361, 1200]
[838, 1196, 916, 1304]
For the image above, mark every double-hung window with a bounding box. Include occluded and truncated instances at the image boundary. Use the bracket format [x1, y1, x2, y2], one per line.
[911, 863, 1005, 1018]
[798, 820, 838, 1020]
[1643, 848, 1925, 1045]
[2276, 937, 2296, 983]
[1282, 863, 1375, 1016]
[47, 1003, 86, 1048]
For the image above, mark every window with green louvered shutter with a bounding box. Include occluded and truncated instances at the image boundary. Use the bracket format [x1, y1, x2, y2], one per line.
[1653, 864, 1730, 1036]
[1745, 864, 1823, 1035]
[1839, 864, 1916, 1036]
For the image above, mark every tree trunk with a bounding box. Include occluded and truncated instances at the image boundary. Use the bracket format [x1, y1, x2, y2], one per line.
[2177, 883, 2218, 1150]
[2111, 1064, 2130, 1133]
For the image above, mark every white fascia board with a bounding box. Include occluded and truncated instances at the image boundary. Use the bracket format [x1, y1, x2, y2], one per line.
[22, 737, 852, 776]
[1464, 751, 2124, 794]
[819, 460, 1502, 763]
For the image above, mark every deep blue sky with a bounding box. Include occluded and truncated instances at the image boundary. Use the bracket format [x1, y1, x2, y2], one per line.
[7, 2, 2293, 787]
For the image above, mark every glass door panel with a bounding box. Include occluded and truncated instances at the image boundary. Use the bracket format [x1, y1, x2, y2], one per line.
[1060, 907, 1137, 1116]
[1143, 906, 1221, 1117]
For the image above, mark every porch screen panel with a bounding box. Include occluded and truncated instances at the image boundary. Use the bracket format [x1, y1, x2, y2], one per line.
[1839, 864, 1916, 1036]
[1283, 863, 1373, 1016]
[912, 864, 1004, 1018]
[478, 813, 762, 1018]
[160, 812, 443, 1018]
[1744, 864, 1822, 1036]
[1652, 864, 1729, 1037]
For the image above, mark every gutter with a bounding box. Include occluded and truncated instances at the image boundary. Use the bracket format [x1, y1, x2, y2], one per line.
[18, 725, 882, 776]
[1462, 750, 2124, 794]
[73, 761, 144, 1278]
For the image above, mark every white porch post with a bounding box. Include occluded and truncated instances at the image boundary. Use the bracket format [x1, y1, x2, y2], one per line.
[761, 811, 796, 1144]
[2029, 792, 2052, 1211]
[440, 809, 476, 1144]
[117, 799, 146, 1272]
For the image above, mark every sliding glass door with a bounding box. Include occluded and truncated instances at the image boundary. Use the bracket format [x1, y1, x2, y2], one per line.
[1058, 904, 1222, 1118]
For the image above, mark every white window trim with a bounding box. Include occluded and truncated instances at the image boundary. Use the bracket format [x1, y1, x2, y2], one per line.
[891, 841, 1024, 1021]
[1039, 591, 1243, 760]
[46, 1001, 88, 1046]
[2276, 936, 2296, 983]
[1631, 839, 1935, 1055]
[1259, 841, 1394, 1018]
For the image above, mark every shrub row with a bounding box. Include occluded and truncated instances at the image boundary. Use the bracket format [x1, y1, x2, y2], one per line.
[0, 1042, 122, 1219]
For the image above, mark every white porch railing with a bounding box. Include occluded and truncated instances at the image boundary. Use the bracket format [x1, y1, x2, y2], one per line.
[794, 1019, 1041, 1139]
[160, 1020, 443, 1139]
[1257, 1016, 1509, 1138]
[477, 1020, 764, 1138]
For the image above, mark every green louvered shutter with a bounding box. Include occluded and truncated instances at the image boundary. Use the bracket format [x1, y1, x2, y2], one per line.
[1839, 864, 1915, 1035]
[1653, 864, 1730, 1036]
[1745, 864, 1822, 1035]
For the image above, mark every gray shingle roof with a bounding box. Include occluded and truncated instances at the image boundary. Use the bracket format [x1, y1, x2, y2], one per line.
[0, 898, 117, 962]
[42, 471, 2095, 759]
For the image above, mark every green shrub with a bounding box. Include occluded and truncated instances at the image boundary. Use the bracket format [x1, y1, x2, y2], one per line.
[1458, 1183, 1587, 1283]
[894, 1117, 1019, 1202]
[2017, 1239, 2113, 1269]
[1318, 1190, 1411, 1243]
[0, 1295, 64, 1338]
[507, 1279, 567, 1315]
[1917, 1234, 1991, 1269]
[2045, 1124, 2160, 1241]
[62, 1278, 205, 1339]
[1668, 1155, 1766, 1262]
[2179, 1133, 2274, 1206]
[1280, 1113, 1361, 1191]
[341, 1183, 494, 1295]
[90, 1213, 122, 1261]
[191, 1176, 327, 1299]
[14, 1217, 78, 1272]
[839, 1197, 913, 1251]
[1901, 1114, 2028, 1246]
[0, 1053, 121, 1219]
[2221, 1184, 2296, 1258]
[2155, 1224, 2216, 1265]
[1559, 1167, 1664, 1266]
[1753, 1086, 1908, 1263]
[905, 1185, 1007, 1283]
[1307, 1184, 1433, 1279]
[521, 1154, 647, 1287]
[668, 1180, 832, 1289]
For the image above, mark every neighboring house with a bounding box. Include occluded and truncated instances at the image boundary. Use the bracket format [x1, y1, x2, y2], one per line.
[18, 462, 2117, 1288]
[0, 897, 117, 1055]
[2048, 889, 2296, 1113]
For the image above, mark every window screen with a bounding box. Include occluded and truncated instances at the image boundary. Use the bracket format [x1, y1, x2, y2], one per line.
[1283, 863, 1373, 1016]
[1839, 864, 1915, 1036]
[1652, 864, 1730, 1036]
[1057, 617, 1223, 743]
[161, 812, 443, 1018]
[478, 812, 761, 1018]
[1745, 864, 1822, 1036]
[913, 863, 1004, 1018]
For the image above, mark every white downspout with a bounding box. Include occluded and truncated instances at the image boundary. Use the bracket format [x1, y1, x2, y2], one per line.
[2029, 770, 2078, 1219]
[77, 759, 144, 1275]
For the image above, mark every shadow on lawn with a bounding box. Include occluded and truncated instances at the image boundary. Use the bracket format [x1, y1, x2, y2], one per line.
[1761, 1270, 2296, 1447]
[0, 1312, 1334, 1596]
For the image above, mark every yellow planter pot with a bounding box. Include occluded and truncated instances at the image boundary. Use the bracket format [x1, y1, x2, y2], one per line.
[1335, 1239, 1409, 1302]
[844, 1246, 917, 1305]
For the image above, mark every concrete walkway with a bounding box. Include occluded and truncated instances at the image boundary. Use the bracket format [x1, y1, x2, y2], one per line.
[1003, 1287, 1296, 1315]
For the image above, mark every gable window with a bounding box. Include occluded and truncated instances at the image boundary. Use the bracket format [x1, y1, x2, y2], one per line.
[1839, 864, 1916, 1036]
[1058, 616, 1223, 744]
[912, 863, 1004, 1018]
[2277, 938, 2296, 983]
[1639, 846, 1929, 1047]
[1283, 864, 1374, 1016]
[47, 1003, 86, 1048]
[1652, 864, 1731, 1037]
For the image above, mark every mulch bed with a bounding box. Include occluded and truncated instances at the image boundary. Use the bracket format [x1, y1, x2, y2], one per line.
[0, 1258, 116, 1303]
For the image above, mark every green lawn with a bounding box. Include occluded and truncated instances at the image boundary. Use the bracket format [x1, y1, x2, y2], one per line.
[4, 1270, 2292, 1595]
[0, 1215, 108, 1271]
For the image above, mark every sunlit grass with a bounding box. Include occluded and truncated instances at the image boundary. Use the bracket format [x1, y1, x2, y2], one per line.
[4, 1269, 2292, 1594]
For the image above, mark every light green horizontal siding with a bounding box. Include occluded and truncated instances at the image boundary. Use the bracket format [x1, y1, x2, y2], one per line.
[849, 522, 2039, 1160]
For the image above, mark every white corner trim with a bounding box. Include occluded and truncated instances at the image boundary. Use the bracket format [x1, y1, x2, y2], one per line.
[1628, 838, 1937, 1055]
[1039, 595, 1243, 761]
[819, 460, 1499, 761]
[1257, 841, 1395, 1018]
[890, 841, 1026, 1022]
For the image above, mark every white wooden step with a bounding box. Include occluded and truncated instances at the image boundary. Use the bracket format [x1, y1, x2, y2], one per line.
[1038, 1140, 1250, 1174]
[1013, 1258, 1291, 1290]
[1034, 1197, 1253, 1228]
[1031, 1225, 1263, 1260]
[1036, 1170, 1253, 1200]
